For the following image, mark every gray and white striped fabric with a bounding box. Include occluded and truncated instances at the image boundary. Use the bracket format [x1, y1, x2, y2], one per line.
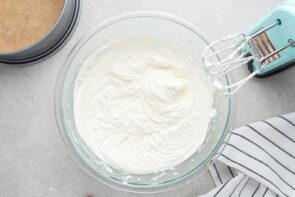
[201, 112, 295, 197]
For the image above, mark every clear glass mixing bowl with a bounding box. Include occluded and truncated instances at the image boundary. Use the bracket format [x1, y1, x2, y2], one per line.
[55, 12, 233, 193]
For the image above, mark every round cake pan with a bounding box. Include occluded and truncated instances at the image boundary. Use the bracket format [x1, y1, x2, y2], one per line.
[0, 0, 81, 66]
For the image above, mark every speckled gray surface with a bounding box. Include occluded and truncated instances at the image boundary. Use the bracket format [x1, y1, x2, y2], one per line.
[1, 0, 293, 196]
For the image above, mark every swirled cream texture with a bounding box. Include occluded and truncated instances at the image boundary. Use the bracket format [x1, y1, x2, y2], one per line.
[74, 37, 214, 174]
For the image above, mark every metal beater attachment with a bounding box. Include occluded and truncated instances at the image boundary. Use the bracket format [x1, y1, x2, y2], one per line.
[203, 19, 295, 95]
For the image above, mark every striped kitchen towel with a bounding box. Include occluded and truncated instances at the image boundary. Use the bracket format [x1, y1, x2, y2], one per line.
[201, 112, 295, 197]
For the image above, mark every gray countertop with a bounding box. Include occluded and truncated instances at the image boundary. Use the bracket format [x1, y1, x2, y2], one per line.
[1, 0, 294, 196]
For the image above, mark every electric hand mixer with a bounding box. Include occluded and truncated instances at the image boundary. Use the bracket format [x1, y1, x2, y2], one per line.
[203, 1, 295, 95]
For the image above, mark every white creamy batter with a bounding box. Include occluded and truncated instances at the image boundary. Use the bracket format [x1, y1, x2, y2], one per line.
[74, 37, 214, 174]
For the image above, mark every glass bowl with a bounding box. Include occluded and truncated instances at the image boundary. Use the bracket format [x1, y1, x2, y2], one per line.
[55, 12, 233, 193]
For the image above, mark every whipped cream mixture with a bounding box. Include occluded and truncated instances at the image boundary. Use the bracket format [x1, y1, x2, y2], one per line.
[74, 37, 214, 174]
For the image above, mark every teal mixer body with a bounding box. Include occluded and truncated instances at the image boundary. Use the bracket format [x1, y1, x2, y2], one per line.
[243, 0, 295, 77]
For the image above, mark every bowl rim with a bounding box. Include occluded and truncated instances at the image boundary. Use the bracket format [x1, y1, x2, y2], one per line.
[54, 11, 233, 193]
